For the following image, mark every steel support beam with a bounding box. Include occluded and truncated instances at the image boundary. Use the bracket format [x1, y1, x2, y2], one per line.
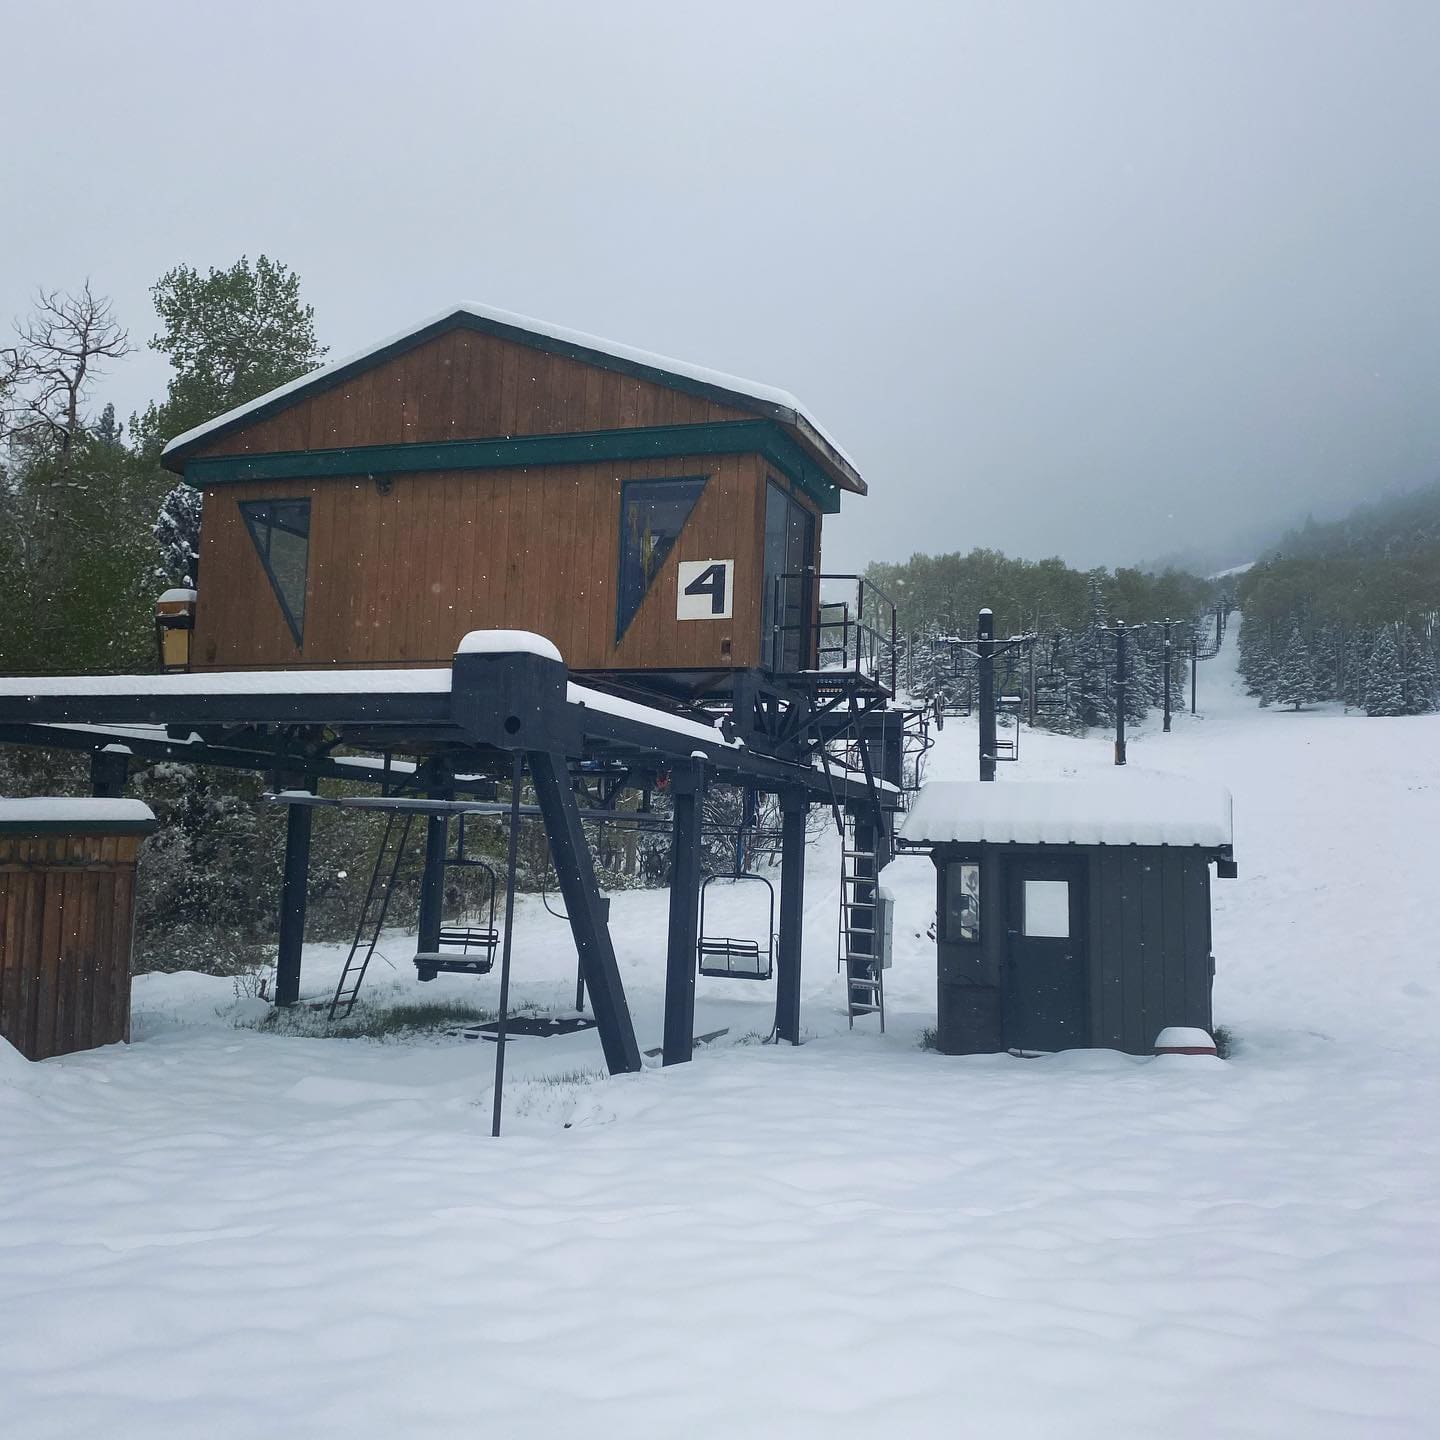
[977, 609, 997, 782]
[89, 749, 129, 798]
[774, 788, 808, 1045]
[276, 782, 313, 1007]
[417, 796, 449, 954]
[1114, 621, 1128, 766]
[662, 758, 705, 1066]
[528, 750, 642, 1075]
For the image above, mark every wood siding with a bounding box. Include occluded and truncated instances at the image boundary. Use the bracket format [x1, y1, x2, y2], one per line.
[0, 834, 141, 1061]
[1089, 848, 1214, 1052]
[189, 326, 751, 459]
[193, 453, 767, 672]
[933, 844, 1215, 1057]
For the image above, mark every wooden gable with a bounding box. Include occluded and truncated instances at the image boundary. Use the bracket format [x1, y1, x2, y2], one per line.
[188, 326, 752, 460]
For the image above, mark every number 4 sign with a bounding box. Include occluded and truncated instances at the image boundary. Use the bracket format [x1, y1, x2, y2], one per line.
[676, 559, 734, 620]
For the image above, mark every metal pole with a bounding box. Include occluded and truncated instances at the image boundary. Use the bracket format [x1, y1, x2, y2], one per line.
[528, 750, 642, 1075]
[417, 797, 449, 955]
[978, 608, 997, 782]
[1163, 620, 1173, 733]
[490, 752, 524, 1138]
[275, 780, 313, 1007]
[662, 759, 705, 1066]
[1191, 632, 1198, 714]
[774, 788, 808, 1045]
[1114, 622, 1128, 767]
[89, 749, 129, 798]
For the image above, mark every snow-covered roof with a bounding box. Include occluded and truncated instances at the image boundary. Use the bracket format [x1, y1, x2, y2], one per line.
[0, 798, 156, 831]
[159, 301, 863, 490]
[899, 780, 1233, 850]
[0, 669, 453, 699]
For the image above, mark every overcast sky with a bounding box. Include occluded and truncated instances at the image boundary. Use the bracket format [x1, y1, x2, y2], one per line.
[4, 0, 1439, 572]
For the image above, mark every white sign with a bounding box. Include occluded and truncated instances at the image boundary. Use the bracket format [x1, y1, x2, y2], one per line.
[676, 559, 734, 621]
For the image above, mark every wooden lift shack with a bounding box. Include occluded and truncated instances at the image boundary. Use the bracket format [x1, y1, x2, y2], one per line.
[0, 304, 929, 1128]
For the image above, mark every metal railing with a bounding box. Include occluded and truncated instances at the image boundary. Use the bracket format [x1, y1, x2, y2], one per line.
[768, 572, 900, 693]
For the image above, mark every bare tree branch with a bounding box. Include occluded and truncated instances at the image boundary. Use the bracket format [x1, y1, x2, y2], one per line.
[4, 281, 132, 454]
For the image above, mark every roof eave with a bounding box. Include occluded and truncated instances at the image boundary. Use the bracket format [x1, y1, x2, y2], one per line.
[161, 306, 869, 498]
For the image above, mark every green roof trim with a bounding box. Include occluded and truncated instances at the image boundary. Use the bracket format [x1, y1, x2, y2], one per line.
[182, 420, 844, 514]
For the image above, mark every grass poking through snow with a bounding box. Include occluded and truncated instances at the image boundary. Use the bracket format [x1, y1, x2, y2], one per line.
[241, 998, 497, 1042]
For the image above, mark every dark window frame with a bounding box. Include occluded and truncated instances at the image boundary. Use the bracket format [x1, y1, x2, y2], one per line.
[615, 474, 708, 645]
[238, 498, 311, 647]
[762, 475, 816, 671]
[943, 859, 981, 944]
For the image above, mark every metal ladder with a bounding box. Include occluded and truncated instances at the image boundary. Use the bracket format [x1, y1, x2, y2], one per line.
[328, 812, 416, 1020]
[839, 815, 885, 1031]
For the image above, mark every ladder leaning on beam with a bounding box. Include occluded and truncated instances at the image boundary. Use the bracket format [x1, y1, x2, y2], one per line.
[329, 812, 416, 1020]
[838, 814, 885, 1032]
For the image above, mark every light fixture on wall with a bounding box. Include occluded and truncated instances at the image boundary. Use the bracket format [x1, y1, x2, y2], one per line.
[154, 588, 197, 672]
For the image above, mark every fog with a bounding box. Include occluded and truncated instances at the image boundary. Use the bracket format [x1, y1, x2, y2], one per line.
[4, 0, 1438, 572]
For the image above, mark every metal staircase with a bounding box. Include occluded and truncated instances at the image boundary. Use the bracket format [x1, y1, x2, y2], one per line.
[328, 811, 416, 1019]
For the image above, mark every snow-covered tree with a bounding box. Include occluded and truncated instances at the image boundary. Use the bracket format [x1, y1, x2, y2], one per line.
[1077, 576, 1114, 729]
[1365, 628, 1406, 717]
[1123, 629, 1151, 724]
[1274, 627, 1315, 710]
[1401, 626, 1438, 715]
[154, 481, 202, 587]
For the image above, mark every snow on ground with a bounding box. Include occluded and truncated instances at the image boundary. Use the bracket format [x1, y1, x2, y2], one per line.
[4, 627, 1440, 1437]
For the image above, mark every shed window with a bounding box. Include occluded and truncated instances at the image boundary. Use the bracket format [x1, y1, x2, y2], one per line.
[239, 499, 310, 646]
[1023, 879, 1070, 938]
[616, 476, 707, 643]
[944, 862, 980, 943]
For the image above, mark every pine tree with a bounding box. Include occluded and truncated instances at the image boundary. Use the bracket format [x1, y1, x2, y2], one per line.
[154, 482, 203, 587]
[1273, 627, 1315, 710]
[1365, 628, 1406, 716]
[1401, 626, 1439, 715]
[1343, 628, 1370, 710]
[1124, 630, 1151, 724]
[1078, 575, 1114, 729]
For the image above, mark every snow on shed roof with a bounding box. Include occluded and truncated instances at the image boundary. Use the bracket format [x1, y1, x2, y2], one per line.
[0, 798, 156, 832]
[899, 780, 1233, 850]
[159, 302, 862, 488]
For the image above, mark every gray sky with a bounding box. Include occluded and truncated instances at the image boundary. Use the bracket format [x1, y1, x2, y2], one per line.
[4, 0, 1439, 572]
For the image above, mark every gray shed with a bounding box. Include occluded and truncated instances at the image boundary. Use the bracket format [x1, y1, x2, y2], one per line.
[897, 780, 1236, 1056]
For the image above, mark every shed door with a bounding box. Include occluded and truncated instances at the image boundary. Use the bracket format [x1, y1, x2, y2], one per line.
[1005, 859, 1087, 1051]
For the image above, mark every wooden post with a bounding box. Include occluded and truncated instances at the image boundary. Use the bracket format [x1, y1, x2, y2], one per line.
[774, 788, 808, 1045]
[275, 784, 313, 1008]
[528, 750, 641, 1075]
[1191, 632, 1198, 715]
[662, 758, 705, 1066]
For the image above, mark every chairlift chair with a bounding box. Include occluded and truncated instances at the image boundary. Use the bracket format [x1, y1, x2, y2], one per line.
[414, 816, 501, 982]
[697, 871, 777, 981]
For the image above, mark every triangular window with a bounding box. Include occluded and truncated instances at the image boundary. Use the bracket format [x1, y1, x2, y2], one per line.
[616, 476, 707, 643]
[239, 499, 310, 646]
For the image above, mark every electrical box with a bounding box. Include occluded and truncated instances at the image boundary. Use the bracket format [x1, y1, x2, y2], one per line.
[876, 886, 894, 970]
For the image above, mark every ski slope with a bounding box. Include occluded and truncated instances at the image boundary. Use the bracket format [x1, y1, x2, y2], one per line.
[3, 626, 1439, 1438]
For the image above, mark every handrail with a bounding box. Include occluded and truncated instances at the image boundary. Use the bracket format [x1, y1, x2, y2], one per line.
[769, 571, 899, 693]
